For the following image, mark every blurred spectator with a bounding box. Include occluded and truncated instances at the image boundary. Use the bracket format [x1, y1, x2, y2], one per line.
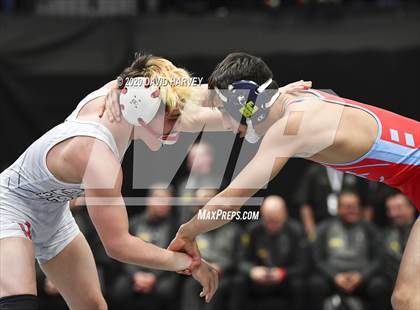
[180, 141, 218, 193]
[177, 141, 219, 225]
[109, 186, 178, 310]
[231, 196, 308, 310]
[180, 188, 239, 310]
[365, 182, 399, 227]
[309, 191, 388, 310]
[294, 163, 369, 239]
[382, 193, 417, 291]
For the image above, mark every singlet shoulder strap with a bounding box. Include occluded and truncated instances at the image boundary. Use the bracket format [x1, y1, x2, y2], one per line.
[66, 87, 110, 121]
[64, 86, 121, 160]
[42, 121, 121, 169]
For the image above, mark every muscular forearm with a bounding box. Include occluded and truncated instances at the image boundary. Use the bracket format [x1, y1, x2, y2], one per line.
[178, 105, 225, 132]
[178, 189, 252, 239]
[107, 234, 192, 271]
[178, 130, 288, 239]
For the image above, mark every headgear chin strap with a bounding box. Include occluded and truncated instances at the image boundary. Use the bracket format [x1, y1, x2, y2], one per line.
[214, 78, 280, 143]
[244, 119, 261, 143]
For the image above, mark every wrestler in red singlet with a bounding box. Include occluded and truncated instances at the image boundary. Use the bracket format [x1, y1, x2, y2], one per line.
[310, 89, 420, 209]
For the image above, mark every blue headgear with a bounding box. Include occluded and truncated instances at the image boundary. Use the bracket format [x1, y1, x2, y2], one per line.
[215, 79, 280, 125]
[214, 79, 281, 143]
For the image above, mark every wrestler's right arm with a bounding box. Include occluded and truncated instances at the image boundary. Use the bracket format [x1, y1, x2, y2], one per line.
[76, 139, 217, 301]
[79, 139, 190, 271]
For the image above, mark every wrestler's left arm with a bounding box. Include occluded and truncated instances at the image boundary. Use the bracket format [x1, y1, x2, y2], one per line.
[172, 153, 287, 240]
[168, 120, 301, 258]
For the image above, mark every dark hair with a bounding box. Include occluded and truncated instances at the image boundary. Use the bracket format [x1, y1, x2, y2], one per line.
[338, 191, 361, 206]
[385, 191, 413, 206]
[208, 52, 278, 90]
[118, 53, 154, 89]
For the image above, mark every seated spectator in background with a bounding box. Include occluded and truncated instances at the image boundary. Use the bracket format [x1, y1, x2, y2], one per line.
[309, 191, 388, 310]
[365, 182, 398, 227]
[181, 188, 239, 310]
[109, 186, 178, 310]
[383, 193, 417, 295]
[177, 141, 219, 224]
[178, 141, 218, 198]
[231, 196, 307, 310]
[294, 163, 369, 239]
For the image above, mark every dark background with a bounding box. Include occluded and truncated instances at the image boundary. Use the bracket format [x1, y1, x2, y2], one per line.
[1, 3, 419, 208]
[1, 2, 420, 310]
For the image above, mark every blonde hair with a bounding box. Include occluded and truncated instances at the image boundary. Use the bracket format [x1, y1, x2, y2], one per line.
[119, 53, 193, 114]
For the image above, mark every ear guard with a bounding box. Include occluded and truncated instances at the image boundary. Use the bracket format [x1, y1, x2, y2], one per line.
[119, 77, 162, 125]
[214, 78, 280, 126]
[119, 77, 180, 146]
[214, 78, 280, 143]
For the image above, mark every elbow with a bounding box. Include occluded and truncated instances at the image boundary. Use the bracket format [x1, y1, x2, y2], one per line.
[103, 239, 127, 262]
[104, 244, 121, 261]
[391, 288, 405, 310]
[391, 283, 412, 310]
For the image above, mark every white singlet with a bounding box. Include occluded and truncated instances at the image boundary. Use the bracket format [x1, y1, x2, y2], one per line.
[0, 87, 122, 264]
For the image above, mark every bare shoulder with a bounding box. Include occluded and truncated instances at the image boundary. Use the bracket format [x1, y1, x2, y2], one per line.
[263, 98, 344, 159]
[47, 136, 120, 184]
[67, 136, 119, 168]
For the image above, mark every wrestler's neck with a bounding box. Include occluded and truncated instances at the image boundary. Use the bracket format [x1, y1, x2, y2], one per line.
[254, 92, 296, 135]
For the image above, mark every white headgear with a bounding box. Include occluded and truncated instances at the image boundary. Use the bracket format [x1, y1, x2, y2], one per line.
[119, 77, 180, 146]
[119, 77, 162, 125]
